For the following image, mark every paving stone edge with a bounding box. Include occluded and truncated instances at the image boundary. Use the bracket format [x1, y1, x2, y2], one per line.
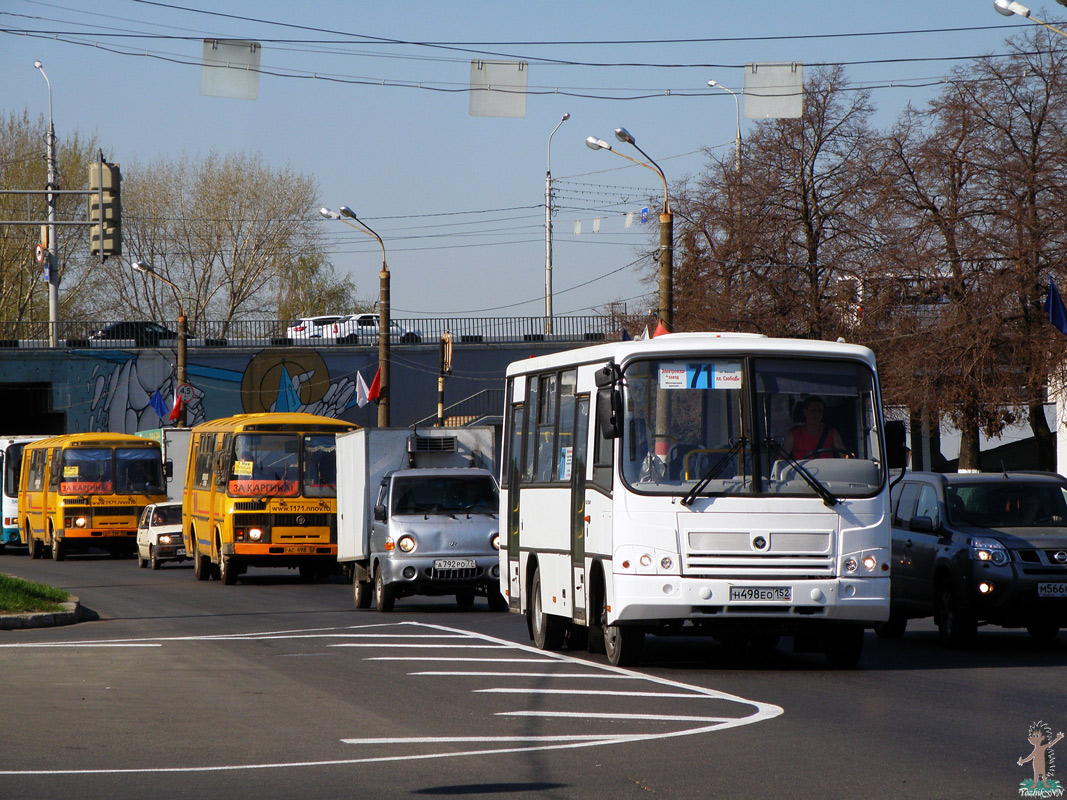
[0, 596, 82, 630]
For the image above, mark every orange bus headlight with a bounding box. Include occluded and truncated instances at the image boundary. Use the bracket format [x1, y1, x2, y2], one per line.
[248, 528, 264, 541]
[64, 516, 89, 528]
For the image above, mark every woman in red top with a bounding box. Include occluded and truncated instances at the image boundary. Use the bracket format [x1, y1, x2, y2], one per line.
[783, 396, 846, 459]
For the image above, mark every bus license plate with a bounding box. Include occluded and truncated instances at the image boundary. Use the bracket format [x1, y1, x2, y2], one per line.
[1038, 583, 1067, 598]
[730, 586, 792, 602]
[289, 546, 317, 554]
[434, 558, 475, 570]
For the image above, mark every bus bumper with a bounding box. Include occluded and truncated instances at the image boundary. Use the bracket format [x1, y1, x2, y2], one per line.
[610, 574, 890, 625]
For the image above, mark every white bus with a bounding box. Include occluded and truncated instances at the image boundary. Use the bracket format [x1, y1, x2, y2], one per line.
[1, 435, 47, 551]
[499, 333, 891, 667]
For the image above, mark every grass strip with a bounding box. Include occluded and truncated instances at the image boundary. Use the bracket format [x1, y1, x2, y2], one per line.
[0, 574, 70, 614]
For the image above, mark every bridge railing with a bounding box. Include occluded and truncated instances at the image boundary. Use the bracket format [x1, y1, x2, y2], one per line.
[0, 316, 622, 348]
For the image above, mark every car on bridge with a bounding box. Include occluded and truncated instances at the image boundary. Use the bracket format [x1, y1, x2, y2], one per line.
[334, 313, 422, 344]
[879, 471, 1067, 645]
[90, 321, 178, 347]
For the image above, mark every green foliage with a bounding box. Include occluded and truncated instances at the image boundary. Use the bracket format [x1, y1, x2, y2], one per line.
[0, 573, 69, 613]
[275, 252, 363, 319]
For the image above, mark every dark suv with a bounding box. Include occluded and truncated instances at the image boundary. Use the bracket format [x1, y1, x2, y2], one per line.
[879, 471, 1067, 644]
[90, 321, 178, 347]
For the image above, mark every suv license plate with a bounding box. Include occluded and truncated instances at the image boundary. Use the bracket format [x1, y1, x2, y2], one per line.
[1038, 582, 1067, 598]
[730, 586, 792, 602]
[434, 558, 476, 570]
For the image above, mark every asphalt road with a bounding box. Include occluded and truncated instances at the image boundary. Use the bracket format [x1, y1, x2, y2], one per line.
[1, 549, 1065, 800]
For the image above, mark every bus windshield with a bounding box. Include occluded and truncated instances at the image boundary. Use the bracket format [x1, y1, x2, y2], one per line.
[115, 448, 166, 494]
[60, 448, 114, 494]
[620, 356, 884, 498]
[228, 432, 340, 498]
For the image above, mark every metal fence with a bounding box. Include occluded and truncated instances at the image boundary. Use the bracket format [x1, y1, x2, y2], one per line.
[0, 315, 620, 348]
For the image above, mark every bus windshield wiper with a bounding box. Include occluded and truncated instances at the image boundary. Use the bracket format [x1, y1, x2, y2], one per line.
[764, 438, 839, 507]
[681, 438, 747, 506]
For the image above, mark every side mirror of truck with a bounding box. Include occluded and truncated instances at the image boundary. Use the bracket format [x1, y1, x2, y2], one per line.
[373, 504, 387, 522]
[164, 460, 173, 478]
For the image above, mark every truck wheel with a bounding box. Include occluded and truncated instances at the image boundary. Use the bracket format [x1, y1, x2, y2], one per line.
[487, 588, 508, 612]
[456, 590, 476, 611]
[529, 566, 564, 650]
[353, 578, 373, 609]
[374, 566, 395, 612]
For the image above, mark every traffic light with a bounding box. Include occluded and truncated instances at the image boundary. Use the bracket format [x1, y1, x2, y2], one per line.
[89, 160, 121, 258]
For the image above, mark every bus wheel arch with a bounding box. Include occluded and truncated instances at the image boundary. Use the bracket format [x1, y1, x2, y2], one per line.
[586, 561, 607, 654]
[49, 522, 65, 562]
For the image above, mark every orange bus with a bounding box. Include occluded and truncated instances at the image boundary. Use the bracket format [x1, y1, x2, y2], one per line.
[19, 433, 168, 560]
[182, 412, 356, 585]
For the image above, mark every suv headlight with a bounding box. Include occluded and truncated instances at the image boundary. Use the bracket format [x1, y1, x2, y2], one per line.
[970, 537, 1010, 566]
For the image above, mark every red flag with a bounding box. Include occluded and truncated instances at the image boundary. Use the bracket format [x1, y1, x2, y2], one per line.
[167, 396, 182, 422]
[367, 367, 381, 403]
[652, 319, 669, 337]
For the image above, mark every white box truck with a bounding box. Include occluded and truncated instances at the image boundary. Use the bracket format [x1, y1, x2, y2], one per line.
[336, 427, 507, 612]
[136, 427, 192, 501]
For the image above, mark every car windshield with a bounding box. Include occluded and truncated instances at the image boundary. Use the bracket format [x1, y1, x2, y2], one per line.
[150, 504, 182, 525]
[946, 482, 1067, 528]
[619, 355, 884, 498]
[391, 475, 498, 515]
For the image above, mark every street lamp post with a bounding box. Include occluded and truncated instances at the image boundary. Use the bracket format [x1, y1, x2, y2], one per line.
[545, 112, 570, 334]
[708, 80, 742, 173]
[132, 261, 188, 427]
[320, 206, 391, 428]
[993, 0, 1067, 37]
[585, 128, 674, 332]
[34, 61, 59, 347]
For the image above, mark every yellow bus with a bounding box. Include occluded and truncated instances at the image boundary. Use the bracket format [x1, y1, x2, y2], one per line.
[182, 412, 357, 585]
[19, 432, 168, 561]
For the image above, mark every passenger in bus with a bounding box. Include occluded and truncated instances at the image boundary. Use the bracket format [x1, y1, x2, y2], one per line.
[783, 396, 846, 459]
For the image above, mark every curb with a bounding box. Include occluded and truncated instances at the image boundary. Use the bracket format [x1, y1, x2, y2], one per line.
[0, 597, 82, 630]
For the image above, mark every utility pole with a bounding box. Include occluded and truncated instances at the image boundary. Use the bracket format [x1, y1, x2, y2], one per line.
[35, 61, 59, 347]
[545, 113, 569, 335]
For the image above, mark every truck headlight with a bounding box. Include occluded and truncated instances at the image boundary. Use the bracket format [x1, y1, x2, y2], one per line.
[397, 535, 417, 553]
[491, 533, 500, 551]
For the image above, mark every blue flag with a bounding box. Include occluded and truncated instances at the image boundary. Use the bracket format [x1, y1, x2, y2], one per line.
[1046, 276, 1067, 337]
[149, 390, 169, 420]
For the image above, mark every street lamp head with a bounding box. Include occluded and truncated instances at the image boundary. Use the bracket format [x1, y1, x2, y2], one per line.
[34, 60, 43, 70]
[994, 0, 1030, 16]
[132, 260, 152, 274]
[585, 136, 610, 151]
[707, 79, 718, 87]
[319, 207, 340, 220]
[339, 205, 358, 220]
[614, 127, 636, 146]
[560, 112, 570, 122]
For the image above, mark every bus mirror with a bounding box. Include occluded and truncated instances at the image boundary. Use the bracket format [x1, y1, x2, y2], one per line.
[594, 363, 618, 389]
[596, 388, 620, 439]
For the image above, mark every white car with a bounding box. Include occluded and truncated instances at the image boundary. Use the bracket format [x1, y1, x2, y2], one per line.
[285, 315, 351, 340]
[334, 313, 422, 344]
[136, 501, 186, 570]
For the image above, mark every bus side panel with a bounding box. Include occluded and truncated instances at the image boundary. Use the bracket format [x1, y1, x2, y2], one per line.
[519, 488, 573, 617]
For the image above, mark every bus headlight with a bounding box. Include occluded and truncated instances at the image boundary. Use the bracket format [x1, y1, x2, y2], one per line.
[397, 535, 417, 553]
[248, 528, 264, 542]
[74, 516, 88, 528]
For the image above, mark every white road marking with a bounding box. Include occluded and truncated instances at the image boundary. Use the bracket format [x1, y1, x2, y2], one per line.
[0, 619, 784, 777]
[498, 711, 736, 723]
[476, 688, 721, 698]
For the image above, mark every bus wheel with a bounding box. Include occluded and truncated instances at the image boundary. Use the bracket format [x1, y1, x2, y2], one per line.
[598, 591, 643, 667]
[219, 552, 238, 586]
[529, 566, 564, 650]
[823, 624, 864, 668]
[456, 590, 476, 611]
[353, 577, 372, 610]
[27, 527, 41, 560]
[50, 529, 65, 562]
[374, 566, 395, 612]
[193, 541, 210, 582]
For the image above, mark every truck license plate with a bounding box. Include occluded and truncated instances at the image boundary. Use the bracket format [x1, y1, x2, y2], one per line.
[434, 558, 475, 570]
[730, 586, 792, 602]
[1038, 583, 1067, 598]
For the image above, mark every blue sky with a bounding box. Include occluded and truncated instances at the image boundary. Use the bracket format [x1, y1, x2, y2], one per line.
[2, 1, 1055, 321]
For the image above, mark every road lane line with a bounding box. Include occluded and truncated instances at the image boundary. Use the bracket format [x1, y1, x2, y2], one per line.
[476, 688, 724, 698]
[409, 671, 643, 678]
[498, 711, 736, 723]
[340, 735, 627, 745]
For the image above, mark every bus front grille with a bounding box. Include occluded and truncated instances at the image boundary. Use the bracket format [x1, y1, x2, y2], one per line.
[684, 530, 835, 579]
